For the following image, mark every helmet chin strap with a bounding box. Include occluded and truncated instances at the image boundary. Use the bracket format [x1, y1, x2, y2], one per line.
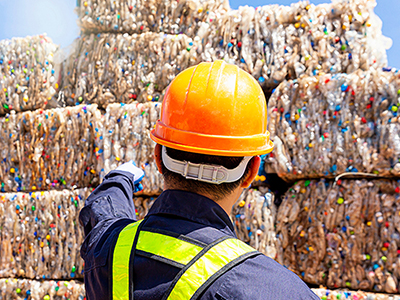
[161, 146, 253, 185]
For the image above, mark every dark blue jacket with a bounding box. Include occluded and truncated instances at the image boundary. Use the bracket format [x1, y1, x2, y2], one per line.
[79, 170, 319, 299]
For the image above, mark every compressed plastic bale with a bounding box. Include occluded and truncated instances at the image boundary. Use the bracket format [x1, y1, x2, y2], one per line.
[199, 0, 391, 90]
[0, 189, 90, 279]
[268, 69, 400, 181]
[0, 104, 101, 192]
[199, 3, 308, 88]
[311, 288, 400, 300]
[61, 32, 200, 107]
[301, 0, 391, 74]
[76, 0, 228, 36]
[0, 35, 61, 114]
[276, 179, 400, 293]
[0, 103, 162, 195]
[99, 102, 162, 195]
[0, 189, 156, 280]
[0, 278, 85, 300]
[231, 188, 278, 260]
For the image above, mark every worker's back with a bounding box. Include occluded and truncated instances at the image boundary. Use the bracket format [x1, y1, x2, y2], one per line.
[80, 183, 319, 300]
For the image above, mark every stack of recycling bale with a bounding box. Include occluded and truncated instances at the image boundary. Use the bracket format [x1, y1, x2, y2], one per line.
[0, 31, 162, 299]
[0, 102, 161, 194]
[219, 2, 396, 296]
[60, 32, 202, 106]
[0, 34, 87, 299]
[0, 103, 161, 299]
[267, 3, 400, 295]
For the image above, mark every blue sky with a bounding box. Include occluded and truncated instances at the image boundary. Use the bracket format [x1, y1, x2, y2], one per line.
[0, 0, 398, 68]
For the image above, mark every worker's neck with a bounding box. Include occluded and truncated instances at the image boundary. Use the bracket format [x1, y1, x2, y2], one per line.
[214, 188, 243, 215]
[164, 185, 242, 216]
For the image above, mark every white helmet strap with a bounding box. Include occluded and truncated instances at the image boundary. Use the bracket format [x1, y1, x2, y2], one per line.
[161, 146, 253, 185]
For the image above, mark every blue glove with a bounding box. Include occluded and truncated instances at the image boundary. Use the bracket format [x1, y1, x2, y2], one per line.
[116, 161, 145, 193]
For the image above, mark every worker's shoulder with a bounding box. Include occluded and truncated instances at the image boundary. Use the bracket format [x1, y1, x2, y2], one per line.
[207, 254, 319, 300]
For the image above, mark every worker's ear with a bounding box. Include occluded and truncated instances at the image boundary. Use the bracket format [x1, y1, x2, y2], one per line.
[154, 144, 163, 174]
[240, 156, 261, 189]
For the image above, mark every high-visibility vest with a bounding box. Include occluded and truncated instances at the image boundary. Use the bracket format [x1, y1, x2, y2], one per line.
[111, 219, 261, 300]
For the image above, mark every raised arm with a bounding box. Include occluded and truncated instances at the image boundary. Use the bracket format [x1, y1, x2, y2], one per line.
[79, 162, 144, 256]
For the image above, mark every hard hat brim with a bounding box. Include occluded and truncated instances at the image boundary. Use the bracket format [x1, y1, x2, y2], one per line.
[150, 126, 274, 157]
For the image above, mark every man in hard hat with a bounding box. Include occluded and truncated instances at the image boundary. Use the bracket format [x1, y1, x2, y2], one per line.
[79, 61, 319, 299]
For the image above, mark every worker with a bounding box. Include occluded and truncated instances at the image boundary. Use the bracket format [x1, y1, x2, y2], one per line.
[79, 60, 319, 299]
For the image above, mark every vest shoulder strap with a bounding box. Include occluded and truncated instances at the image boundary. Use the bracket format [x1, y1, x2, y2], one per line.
[112, 222, 260, 300]
[112, 220, 143, 300]
[163, 236, 260, 300]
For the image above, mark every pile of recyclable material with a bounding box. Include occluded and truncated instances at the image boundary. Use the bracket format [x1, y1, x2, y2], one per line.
[100, 102, 162, 195]
[67, 0, 392, 105]
[276, 179, 400, 293]
[0, 35, 60, 114]
[232, 188, 278, 259]
[0, 105, 101, 192]
[312, 288, 400, 300]
[0, 105, 100, 193]
[268, 69, 400, 181]
[0, 102, 161, 195]
[0, 189, 89, 279]
[199, 0, 391, 90]
[0, 188, 156, 280]
[76, 0, 228, 36]
[0, 278, 85, 300]
[61, 32, 200, 106]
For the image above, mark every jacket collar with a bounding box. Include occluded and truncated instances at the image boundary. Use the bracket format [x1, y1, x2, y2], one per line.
[147, 189, 236, 237]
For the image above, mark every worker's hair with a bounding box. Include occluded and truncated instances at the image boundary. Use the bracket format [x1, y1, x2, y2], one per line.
[160, 146, 253, 201]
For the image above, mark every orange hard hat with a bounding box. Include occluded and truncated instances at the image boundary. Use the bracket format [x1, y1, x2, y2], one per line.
[150, 60, 274, 157]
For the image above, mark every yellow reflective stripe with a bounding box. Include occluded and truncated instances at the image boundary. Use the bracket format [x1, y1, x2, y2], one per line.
[167, 238, 256, 300]
[112, 220, 143, 300]
[137, 231, 203, 265]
